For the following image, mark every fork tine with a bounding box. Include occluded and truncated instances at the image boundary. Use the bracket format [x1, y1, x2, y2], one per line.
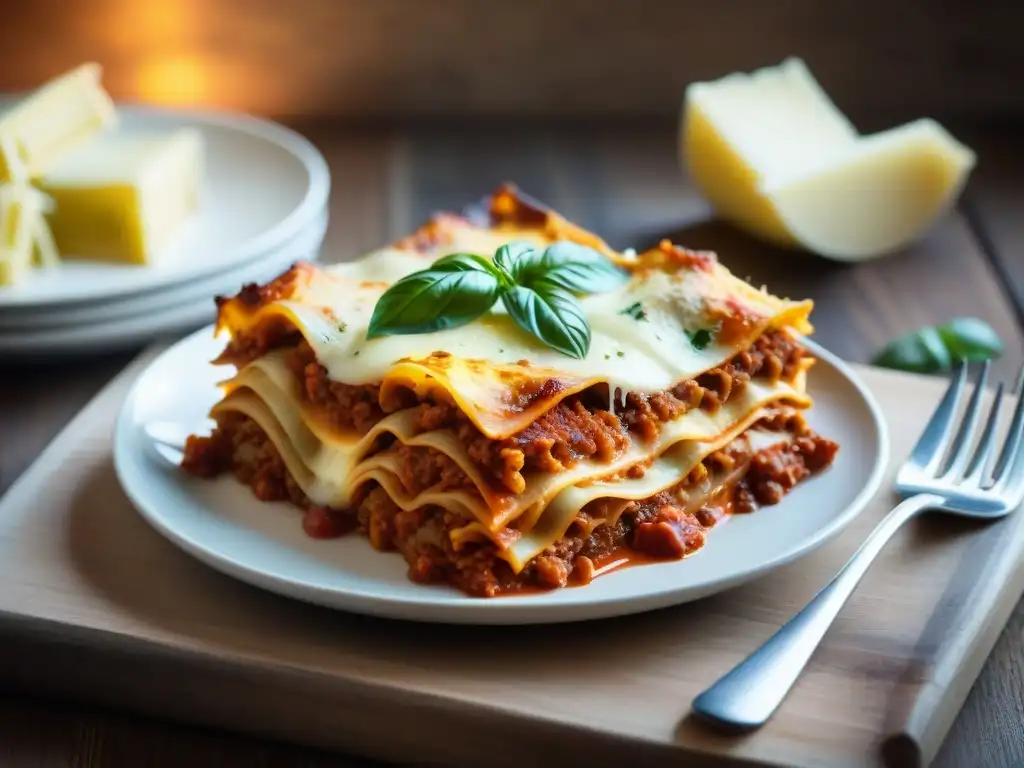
[963, 381, 1004, 485]
[992, 361, 1024, 487]
[1000, 441, 1024, 504]
[941, 361, 990, 480]
[910, 363, 967, 473]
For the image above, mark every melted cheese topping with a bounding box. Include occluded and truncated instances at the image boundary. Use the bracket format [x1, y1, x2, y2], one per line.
[211, 347, 809, 570]
[201, 186, 822, 573]
[216, 216, 812, 439]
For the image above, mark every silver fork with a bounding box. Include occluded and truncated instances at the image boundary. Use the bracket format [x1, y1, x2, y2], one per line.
[691, 360, 1024, 729]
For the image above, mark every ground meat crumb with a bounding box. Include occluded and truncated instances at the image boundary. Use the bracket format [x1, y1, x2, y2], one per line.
[230, 329, 806, 493]
[737, 433, 839, 509]
[533, 555, 571, 589]
[181, 409, 837, 599]
[573, 556, 596, 585]
[632, 506, 706, 559]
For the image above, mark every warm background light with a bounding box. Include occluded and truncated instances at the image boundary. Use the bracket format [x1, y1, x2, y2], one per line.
[110, 1, 210, 106]
[135, 56, 211, 106]
[0, 0, 1021, 124]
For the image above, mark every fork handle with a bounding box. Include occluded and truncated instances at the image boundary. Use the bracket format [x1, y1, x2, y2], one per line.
[691, 492, 945, 729]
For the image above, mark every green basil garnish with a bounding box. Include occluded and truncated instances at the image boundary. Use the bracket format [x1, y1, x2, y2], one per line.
[938, 317, 1004, 361]
[872, 317, 1004, 374]
[688, 328, 714, 350]
[499, 240, 627, 293]
[366, 264, 501, 338]
[432, 252, 508, 281]
[493, 241, 536, 280]
[501, 281, 591, 359]
[367, 240, 628, 358]
[619, 301, 648, 322]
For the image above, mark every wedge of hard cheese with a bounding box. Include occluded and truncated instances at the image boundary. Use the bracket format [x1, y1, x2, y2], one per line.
[0, 63, 117, 182]
[39, 128, 203, 265]
[681, 58, 976, 261]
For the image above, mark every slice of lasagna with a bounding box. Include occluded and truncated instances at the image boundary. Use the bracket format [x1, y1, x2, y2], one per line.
[182, 184, 838, 597]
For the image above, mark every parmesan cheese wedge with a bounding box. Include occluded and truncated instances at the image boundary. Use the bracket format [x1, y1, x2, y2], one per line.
[39, 128, 204, 265]
[681, 58, 976, 261]
[0, 63, 117, 182]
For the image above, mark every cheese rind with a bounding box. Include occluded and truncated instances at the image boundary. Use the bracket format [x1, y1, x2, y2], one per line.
[0, 63, 117, 182]
[39, 128, 204, 264]
[681, 58, 976, 260]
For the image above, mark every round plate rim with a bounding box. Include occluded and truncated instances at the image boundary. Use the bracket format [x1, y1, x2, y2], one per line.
[114, 329, 890, 625]
[0, 210, 329, 332]
[0, 224, 327, 355]
[0, 104, 330, 309]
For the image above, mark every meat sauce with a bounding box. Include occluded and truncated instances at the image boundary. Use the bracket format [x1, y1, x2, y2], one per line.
[279, 329, 807, 494]
[184, 406, 838, 598]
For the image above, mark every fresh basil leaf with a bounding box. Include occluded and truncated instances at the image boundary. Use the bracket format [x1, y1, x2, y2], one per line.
[366, 268, 500, 338]
[872, 317, 1004, 373]
[937, 317, 1004, 361]
[619, 301, 648, 322]
[504, 241, 628, 294]
[501, 281, 591, 359]
[493, 241, 536, 280]
[873, 328, 950, 374]
[433, 252, 504, 280]
[688, 328, 714, 350]
[366, 239, 615, 357]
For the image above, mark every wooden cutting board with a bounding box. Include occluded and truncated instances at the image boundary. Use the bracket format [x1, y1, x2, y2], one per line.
[0, 348, 1022, 768]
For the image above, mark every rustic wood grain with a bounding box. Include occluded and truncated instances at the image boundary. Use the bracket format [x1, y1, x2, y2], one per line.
[1, 1, 1024, 123]
[1, 124, 1023, 767]
[934, 127, 1024, 768]
[959, 127, 1024, 327]
[0, 356, 1022, 768]
[0, 692, 373, 768]
[0, 352, 132, 492]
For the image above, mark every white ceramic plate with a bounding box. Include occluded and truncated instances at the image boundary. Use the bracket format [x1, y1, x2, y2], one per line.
[0, 209, 327, 331]
[114, 330, 889, 625]
[0, 104, 330, 309]
[0, 220, 325, 357]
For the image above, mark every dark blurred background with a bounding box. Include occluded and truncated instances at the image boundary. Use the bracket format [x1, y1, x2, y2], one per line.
[2, 0, 1022, 129]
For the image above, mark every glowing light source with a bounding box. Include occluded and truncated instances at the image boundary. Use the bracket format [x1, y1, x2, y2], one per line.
[135, 55, 211, 107]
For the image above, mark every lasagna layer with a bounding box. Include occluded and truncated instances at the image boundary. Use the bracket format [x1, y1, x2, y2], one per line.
[210, 238, 813, 439]
[182, 408, 837, 597]
[227, 326, 807, 496]
[188, 353, 811, 540]
[181, 184, 838, 595]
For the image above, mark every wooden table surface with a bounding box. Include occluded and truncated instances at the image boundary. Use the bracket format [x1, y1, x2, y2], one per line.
[1, 121, 1023, 767]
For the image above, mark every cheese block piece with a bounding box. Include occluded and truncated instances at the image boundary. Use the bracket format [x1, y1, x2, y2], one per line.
[681, 58, 976, 261]
[0, 187, 33, 286]
[0, 63, 117, 182]
[39, 128, 204, 265]
[0, 183, 56, 286]
[30, 203, 60, 268]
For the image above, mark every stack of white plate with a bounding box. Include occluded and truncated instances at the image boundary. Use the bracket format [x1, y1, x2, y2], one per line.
[0, 106, 330, 359]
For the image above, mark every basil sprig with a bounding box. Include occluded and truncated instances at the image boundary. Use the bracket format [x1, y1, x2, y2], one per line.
[366, 240, 628, 358]
[872, 317, 1004, 374]
[502, 281, 592, 358]
[688, 328, 714, 350]
[619, 301, 648, 322]
[496, 241, 627, 293]
[363, 253, 503, 337]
